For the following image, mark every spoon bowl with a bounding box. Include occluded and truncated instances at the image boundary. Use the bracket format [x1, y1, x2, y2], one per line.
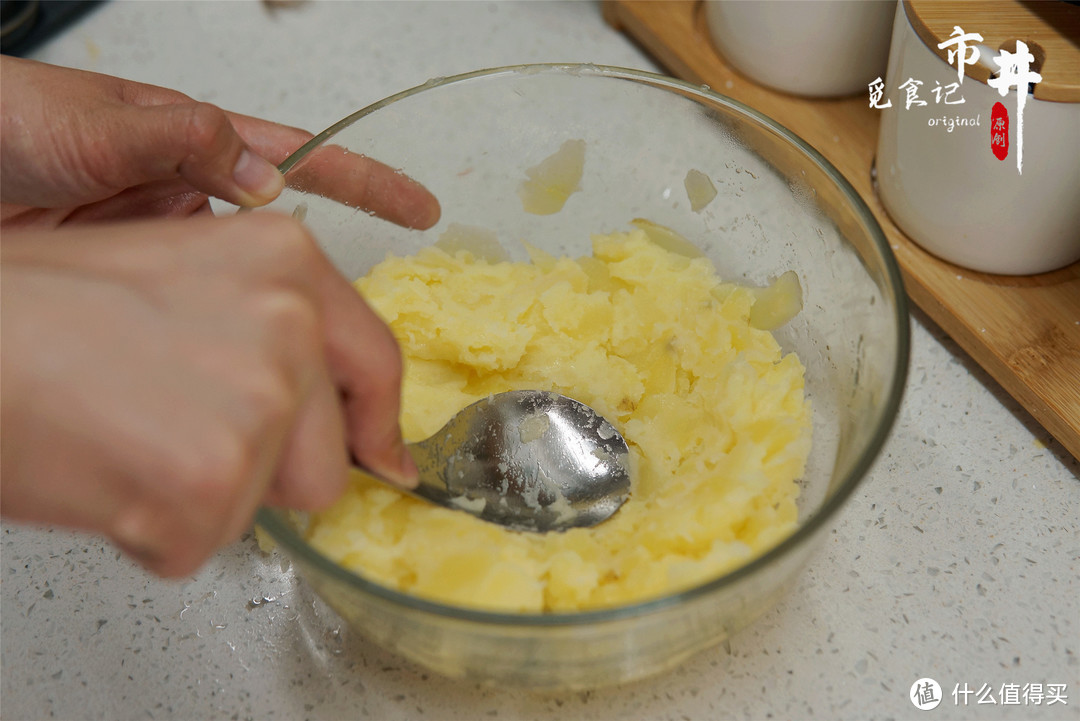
[366, 390, 631, 532]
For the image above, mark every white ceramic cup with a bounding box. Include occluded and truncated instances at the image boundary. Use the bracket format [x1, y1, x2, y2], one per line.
[875, 1, 1080, 275]
[704, 0, 897, 98]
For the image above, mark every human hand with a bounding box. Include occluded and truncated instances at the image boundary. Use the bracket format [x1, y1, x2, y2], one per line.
[0, 213, 417, 577]
[0, 56, 440, 229]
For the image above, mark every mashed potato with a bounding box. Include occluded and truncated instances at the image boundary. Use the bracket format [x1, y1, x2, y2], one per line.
[304, 227, 812, 612]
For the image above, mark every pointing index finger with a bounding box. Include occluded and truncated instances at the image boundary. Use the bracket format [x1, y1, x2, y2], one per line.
[226, 113, 441, 230]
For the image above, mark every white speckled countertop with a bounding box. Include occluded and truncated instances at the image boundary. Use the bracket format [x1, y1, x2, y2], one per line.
[2, 2, 1077, 720]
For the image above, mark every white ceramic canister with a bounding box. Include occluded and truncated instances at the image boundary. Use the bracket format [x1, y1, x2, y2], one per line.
[704, 0, 897, 98]
[875, 1, 1080, 275]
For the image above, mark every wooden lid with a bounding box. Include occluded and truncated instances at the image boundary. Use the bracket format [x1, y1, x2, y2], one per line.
[906, 0, 1080, 102]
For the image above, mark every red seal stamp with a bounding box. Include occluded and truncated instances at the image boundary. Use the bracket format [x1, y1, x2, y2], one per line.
[991, 102, 1009, 161]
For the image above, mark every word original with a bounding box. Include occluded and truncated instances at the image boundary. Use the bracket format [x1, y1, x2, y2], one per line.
[927, 114, 981, 133]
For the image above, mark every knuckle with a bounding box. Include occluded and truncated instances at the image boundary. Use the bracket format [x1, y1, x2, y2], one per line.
[247, 291, 323, 395]
[179, 101, 232, 155]
[166, 430, 254, 508]
[261, 289, 321, 346]
[230, 213, 328, 290]
[266, 220, 320, 267]
[151, 541, 212, 579]
[238, 212, 323, 274]
[110, 504, 207, 578]
[156, 557, 202, 579]
[109, 501, 158, 551]
[238, 208, 300, 236]
[241, 368, 297, 431]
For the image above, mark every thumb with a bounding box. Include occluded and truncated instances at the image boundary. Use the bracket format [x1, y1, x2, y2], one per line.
[112, 101, 285, 207]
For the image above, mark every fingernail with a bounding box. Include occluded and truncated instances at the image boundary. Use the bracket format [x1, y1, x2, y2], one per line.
[374, 444, 419, 489]
[233, 148, 284, 202]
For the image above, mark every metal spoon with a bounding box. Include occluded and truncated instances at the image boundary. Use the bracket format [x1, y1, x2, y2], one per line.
[358, 390, 631, 532]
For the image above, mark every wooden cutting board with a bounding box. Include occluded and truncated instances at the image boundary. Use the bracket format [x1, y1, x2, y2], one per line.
[603, 0, 1080, 460]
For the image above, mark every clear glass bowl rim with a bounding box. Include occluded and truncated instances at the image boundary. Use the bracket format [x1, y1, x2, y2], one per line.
[255, 62, 911, 629]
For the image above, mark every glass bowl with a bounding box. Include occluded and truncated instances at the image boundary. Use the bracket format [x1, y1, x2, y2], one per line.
[253, 64, 909, 690]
